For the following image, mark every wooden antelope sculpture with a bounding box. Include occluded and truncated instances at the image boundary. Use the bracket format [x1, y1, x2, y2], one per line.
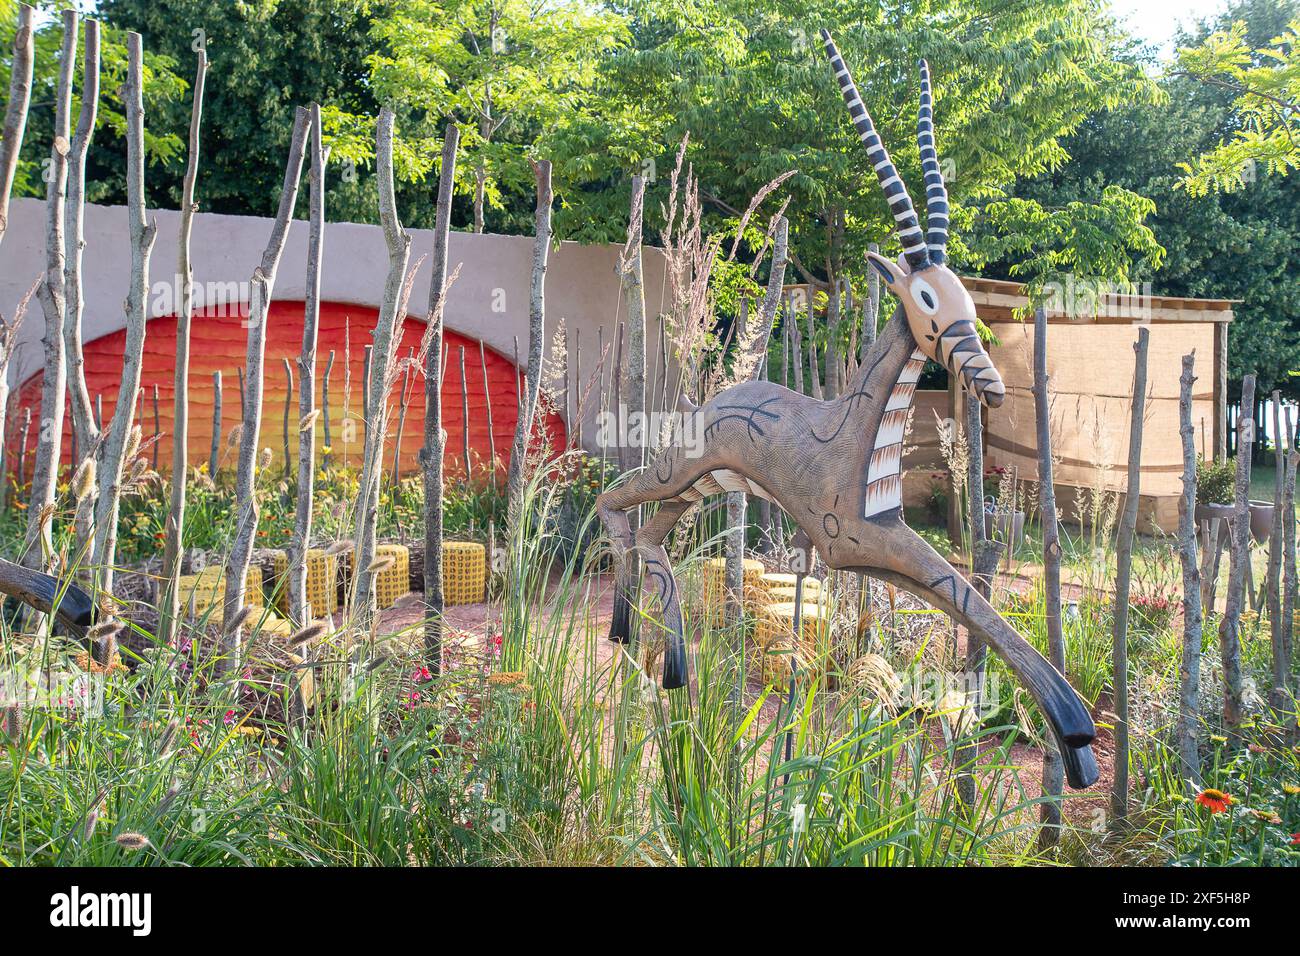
[597, 30, 1098, 789]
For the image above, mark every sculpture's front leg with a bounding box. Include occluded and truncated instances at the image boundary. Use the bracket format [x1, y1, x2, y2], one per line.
[847, 524, 1099, 789]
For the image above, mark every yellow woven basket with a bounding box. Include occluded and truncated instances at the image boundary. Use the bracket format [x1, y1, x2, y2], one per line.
[442, 541, 487, 606]
[753, 600, 825, 650]
[349, 543, 411, 610]
[177, 565, 263, 622]
[759, 572, 823, 596]
[701, 556, 766, 621]
[270, 548, 339, 618]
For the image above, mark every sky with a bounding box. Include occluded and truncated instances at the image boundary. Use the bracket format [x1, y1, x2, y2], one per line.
[1108, 0, 1235, 54]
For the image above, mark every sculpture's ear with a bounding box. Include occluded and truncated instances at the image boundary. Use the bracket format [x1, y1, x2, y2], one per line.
[866, 250, 906, 286]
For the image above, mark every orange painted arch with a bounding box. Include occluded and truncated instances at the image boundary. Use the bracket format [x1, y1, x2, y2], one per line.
[10, 300, 565, 481]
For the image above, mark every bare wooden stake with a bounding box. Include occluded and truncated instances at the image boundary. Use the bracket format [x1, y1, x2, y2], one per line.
[1177, 352, 1204, 785]
[220, 105, 310, 674]
[90, 33, 157, 670]
[1111, 327, 1149, 825]
[506, 160, 552, 534]
[421, 123, 459, 669]
[459, 345, 471, 480]
[392, 348, 413, 485]
[350, 107, 412, 627]
[209, 370, 222, 476]
[0, 4, 35, 252]
[1267, 392, 1287, 713]
[1219, 373, 1256, 737]
[281, 356, 293, 477]
[479, 338, 497, 489]
[158, 45, 205, 648]
[23, 9, 77, 571]
[1033, 304, 1065, 849]
[321, 349, 335, 470]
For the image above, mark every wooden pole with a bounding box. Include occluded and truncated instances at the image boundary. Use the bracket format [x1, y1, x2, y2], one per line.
[459, 345, 471, 480]
[1110, 327, 1149, 826]
[23, 9, 77, 571]
[281, 356, 293, 477]
[288, 102, 326, 629]
[159, 41, 206, 651]
[321, 350, 334, 470]
[1219, 374, 1255, 737]
[209, 371, 222, 476]
[506, 160, 552, 535]
[0, 4, 35, 253]
[220, 106, 309, 674]
[1177, 353, 1204, 785]
[1267, 391, 1287, 712]
[1033, 304, 1065, 849]
[479, 339, 496, 489]
[420, 123, 458, 669]
[350, 108, 411, 626]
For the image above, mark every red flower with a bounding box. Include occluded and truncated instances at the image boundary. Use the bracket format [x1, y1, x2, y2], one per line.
[1290, 833, 1300, 846]
[223, 709, 236, 726]
[1195, 788, 1235, 814]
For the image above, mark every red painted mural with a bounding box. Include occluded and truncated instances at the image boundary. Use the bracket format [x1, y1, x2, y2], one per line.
[10, 300, 565, 481]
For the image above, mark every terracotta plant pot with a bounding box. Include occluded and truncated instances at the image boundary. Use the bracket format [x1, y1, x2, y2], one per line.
[1194, 502, 1235, 546]
[1248, 500, 1275, 544]
[983, 506, 1025, 551]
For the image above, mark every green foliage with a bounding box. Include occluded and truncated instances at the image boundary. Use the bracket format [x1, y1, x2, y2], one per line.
[1177, 18, 1300, 195]
[1197, 454, 1238, 505]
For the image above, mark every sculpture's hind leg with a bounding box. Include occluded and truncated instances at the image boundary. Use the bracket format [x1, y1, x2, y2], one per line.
[632, 500, 693, 688]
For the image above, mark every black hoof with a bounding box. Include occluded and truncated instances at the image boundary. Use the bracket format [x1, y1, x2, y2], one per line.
[608, 584, 632, 645]
[1062, 742, 1100, 790]
[662, 639, 687, 690]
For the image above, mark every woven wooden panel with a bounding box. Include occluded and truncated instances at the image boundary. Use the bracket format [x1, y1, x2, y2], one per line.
[701, 556, 766, 622]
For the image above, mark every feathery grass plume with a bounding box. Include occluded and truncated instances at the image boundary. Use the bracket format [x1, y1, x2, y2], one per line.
[35, 502, 55, 530]
[158, 718, 179, 755]
[324, 539, 353, 557]
[366, 554, 395, 574]
[845, 653, 902, 709]
[87, 619, 123, 642]
[289, 621, 327, 648]
[115, 832, 150, 851]
[155, 782, 182, 816]
[72, 457, 96, 500]
[259, 447, 273, 470]
[227, 423, 243, 448]
[225, 605, 254, 634]
[298, 409, 320, 433]
[127, 456, 148, 483]
[124, 423, 142, 464]
[82, 807, 99, 841]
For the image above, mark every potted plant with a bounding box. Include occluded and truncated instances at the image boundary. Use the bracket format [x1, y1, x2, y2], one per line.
[981, 467, 1025, 551]
[1194, 456, 1236, 530]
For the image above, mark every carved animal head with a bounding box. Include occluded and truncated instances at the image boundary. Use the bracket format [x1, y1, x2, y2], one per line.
[821, 31, 1006, 409]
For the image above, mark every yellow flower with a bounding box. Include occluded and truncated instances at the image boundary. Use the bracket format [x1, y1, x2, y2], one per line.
[1210, 734, 1228, 744]
[1282, 784, 1300, 795]
[320, 445, 333, 456]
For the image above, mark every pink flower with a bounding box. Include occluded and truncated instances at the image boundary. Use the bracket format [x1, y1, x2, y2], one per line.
[223, 709, 236, 726]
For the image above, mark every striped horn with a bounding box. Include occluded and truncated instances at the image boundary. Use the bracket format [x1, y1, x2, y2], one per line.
[917, 59, 949, 263]
[820, 29, 929, 270]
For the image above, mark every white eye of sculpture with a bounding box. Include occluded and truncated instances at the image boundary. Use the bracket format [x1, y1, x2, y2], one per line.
[911, 276, 939, 315]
